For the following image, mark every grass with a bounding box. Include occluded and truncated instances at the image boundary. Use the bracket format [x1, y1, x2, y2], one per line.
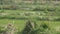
[0, 8, 60, 34]
[0, 19, 26, 32]
[0, 10, 60, 34]
[0, 1, 60, 34]
[0, 19, 60, 32]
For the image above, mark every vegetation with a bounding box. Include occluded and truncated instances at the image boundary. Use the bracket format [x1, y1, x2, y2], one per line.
[0, 0, 60, 34]
[0, 19, 60, 34]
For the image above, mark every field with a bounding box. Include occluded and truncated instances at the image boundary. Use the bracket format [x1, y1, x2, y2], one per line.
[0, 19, 60, 33]
[0, 10, 60, 34]
[0, 0, 60, 34]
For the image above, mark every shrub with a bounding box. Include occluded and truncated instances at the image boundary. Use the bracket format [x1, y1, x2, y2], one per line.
[21, 20, 51, 34]
[30, 21, 51, 34]
[5, 23, 16, 34]
[22, 20, 37, 34]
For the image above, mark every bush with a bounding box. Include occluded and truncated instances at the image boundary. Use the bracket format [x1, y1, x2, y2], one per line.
[22, 20, 37, 34]
[31, 21, 51, 34]
[21, 20, 51, 34]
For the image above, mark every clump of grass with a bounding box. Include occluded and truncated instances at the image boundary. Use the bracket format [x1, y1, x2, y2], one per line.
[21, 20, 51, 34]
[4, 23, 16, 34]
[31, 21, 51, 34]
[22, 20, 37, 34]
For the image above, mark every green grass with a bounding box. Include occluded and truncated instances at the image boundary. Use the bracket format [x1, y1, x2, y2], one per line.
[0, 1, 60, 34]
[0, 19, 26, 32]
[0, 9, 60, 34]
[0, 19, 60, 32]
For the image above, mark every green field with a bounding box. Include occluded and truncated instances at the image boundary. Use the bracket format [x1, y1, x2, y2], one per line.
[0, 6, 60, 34]
[0, 9, 60, 34]
[0, 0, 60, 34]
[0, 19, 60, 32]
